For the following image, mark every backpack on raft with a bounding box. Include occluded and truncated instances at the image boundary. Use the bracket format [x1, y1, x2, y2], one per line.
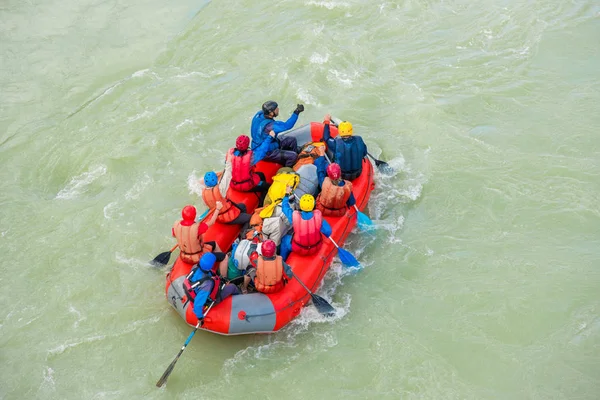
[261, 205, 292, 246]
[228, 239, 259, 280]
[294, 163, 319, 199]
[260, 168, 300, 219]
[244, 207, 265, 241]
[292, 142, 326, 171]
[263, 168, 300, 207]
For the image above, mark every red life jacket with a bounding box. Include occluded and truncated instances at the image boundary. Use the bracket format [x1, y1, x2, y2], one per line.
[229, 148, 261, 192]
[316, 177, 352, 217]
[255, 256, 286, 294]
[202, 185, 240, 223]
[291, 210, 323, 256]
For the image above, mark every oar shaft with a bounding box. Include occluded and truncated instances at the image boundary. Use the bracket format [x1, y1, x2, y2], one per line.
[169, 244, 179, 253]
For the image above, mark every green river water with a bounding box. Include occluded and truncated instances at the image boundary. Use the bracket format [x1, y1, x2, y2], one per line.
[1, 0, 599, 399]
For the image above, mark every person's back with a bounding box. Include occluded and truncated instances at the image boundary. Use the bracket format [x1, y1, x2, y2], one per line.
[316, 163, 355, 217]
[247, 240, 293, 294]
[317, 177, 353, 217]
[322, 118, 367, 180]
[186, 253, 239, 320]
[280, 191, 332, 261]
[201, 171, 240, 223]
[229, 135, 262, 192]
[172, 205, 210, 264]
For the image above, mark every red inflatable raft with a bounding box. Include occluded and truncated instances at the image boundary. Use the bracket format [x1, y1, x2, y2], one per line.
[164, 122, 375, 335]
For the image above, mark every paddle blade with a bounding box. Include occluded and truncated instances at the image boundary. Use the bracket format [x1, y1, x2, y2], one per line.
[376, 161, 394, 175]
[150, 251, 172, 267]
[356, 210, 373, 230]
[197, 208, 210, 221]
[311, 294, 336, 317]
[156, 356, 178, 387]
[337, 247, 360, 268]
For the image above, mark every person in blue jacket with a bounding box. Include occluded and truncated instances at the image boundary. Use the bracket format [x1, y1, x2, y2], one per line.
[322, 114, 368, 180]
[189, 253, 240, 321]
[251, 100, 304, 167]
[279, 186, 332, 261]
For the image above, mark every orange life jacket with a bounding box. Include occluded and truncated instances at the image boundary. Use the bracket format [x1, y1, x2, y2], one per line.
[245, 207, 264, 240]
[229, 148, 261, 192]
[316, 177, 352, 217]
[291, 210, 323, 256]
[255, 256, 286, 294]
[293, 142, 326, 171]
[202, 185, 240, 223]
[172, 221, 213, 264]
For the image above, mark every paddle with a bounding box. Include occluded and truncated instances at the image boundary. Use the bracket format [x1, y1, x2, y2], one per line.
[196, 208, 210, 221]
[354, 205, 374, 230]
[322, 153, 373, 230]
[293, 274, 336, 317]
[150, 244, 178, 267]
[156, 303, 214, 387]
[367, 152, 394, 175]
[327, 237, 360, 268]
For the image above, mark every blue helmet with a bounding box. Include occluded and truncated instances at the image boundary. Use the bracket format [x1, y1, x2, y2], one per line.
[204, 171, 218, 187]
[199, 253, 217, 272]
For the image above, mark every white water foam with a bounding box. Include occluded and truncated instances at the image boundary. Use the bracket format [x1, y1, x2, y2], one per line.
[103, 202, 119, 220]
[309, 52, 329, 64]
[47, 316, 160, 357]
[124, 174, 153, 200]
[306, 1, 350, 10]
[55, 165, 107, 200]
[327, 68, 357, 87]
[176, 119, 194, 130]
[115, 253, 153, 270]
[187, 171, 206, 197]
[39, 366, 56, 391]
[68, 305, 86, 329]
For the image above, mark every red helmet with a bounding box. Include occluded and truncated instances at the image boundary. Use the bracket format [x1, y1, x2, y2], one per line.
[236, 135, 250, 151]
[261, 240, 276, 258]
[326, 163, 342, 180]
[181, 205, 196, 224]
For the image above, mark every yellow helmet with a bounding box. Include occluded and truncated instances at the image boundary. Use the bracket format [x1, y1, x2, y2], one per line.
[299, 194, 315, 212]
[338, 121, 353, 136]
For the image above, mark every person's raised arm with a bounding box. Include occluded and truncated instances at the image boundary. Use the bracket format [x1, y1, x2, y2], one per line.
[206, 202, 223, 227]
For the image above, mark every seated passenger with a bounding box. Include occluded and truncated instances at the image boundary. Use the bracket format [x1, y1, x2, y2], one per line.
[202, 170, 251, 225]
[250, 100, 304, 167]
[183, 253, 239, 322]
[228, 135, 269, 196]
[226, 238, 259, 281]
[243, 240, 294, 294]
[172, 204, 226, 265]
[280, 189, 332, 261]
[316, 163, 356, 217]
[322, 114, 368, 181]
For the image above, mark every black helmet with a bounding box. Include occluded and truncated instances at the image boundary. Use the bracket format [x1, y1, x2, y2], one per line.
[262, 100, 278, 115]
